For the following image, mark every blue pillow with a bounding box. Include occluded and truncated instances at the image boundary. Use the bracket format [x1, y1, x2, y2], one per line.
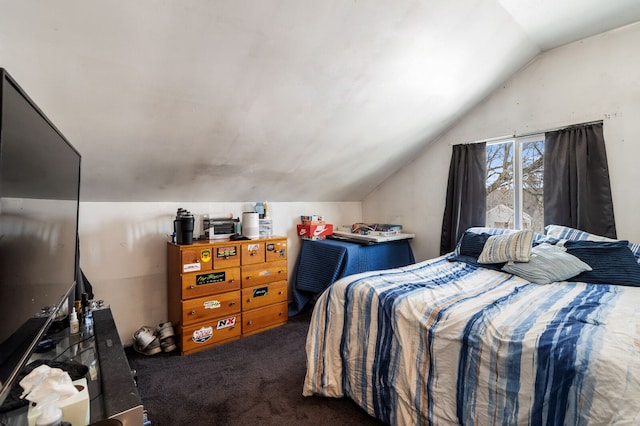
[447, 254, 506, 271]
[561, 240, 640, 287]
[447, 231, 505, 271]
[458, 231, 491, 257]
[545, 224, 640, 262]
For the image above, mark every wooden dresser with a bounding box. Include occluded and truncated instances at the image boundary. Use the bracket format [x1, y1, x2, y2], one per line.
[167, 236, 288, 355]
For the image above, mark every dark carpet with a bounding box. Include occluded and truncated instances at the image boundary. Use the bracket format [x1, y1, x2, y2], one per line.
[125, 307, 385, 426]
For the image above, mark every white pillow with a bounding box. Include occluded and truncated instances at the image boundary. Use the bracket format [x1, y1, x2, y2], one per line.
[478, 229, 534, 264]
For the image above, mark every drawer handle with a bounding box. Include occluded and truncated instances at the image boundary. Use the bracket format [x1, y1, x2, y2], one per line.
[278, 291, 284, 295]
[279, 312, 283, 316]
[246, 276, 252, 280]
[230, 301, 236, 306]
[189, 310, 196, 315]
[246, 298, 252, 303]
[229, 279, 235, 283]
[189, 285, 195, 289]
[250, 252, 257, 256]
[247, 320, 253, 325]
[278, 269, 284, 274]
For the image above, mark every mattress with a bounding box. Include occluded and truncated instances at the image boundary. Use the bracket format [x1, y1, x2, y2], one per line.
[303, 256, 640, 425]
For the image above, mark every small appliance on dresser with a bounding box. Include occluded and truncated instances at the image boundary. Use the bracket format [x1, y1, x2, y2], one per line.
[166, 236, 288, 355]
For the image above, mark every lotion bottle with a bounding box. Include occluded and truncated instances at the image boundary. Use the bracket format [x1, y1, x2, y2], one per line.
[69, 308, 79, 334]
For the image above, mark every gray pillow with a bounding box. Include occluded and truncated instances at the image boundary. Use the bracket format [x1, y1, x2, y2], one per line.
[502, 243, 592, 284]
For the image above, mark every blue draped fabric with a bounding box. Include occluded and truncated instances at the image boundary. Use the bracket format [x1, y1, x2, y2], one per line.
[289, 238, 415, 316]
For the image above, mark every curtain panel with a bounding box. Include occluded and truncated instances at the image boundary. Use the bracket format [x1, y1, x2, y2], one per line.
[440, 142, 486, 255]
[544, 122, 617, 238]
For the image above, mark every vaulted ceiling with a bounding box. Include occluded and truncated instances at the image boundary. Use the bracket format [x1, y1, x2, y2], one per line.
[2, 1, 640, 202]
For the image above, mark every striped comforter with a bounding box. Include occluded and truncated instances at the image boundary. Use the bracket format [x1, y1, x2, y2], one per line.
[303, 256, 640, 425]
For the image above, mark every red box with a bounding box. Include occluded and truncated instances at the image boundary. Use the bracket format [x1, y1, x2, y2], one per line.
[297, 223, 333, 238]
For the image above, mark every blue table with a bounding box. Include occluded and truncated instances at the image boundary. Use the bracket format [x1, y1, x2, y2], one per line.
[289, 238, 415, 315]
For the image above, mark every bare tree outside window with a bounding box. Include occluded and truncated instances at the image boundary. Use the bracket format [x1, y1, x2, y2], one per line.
[522, 140, 544, 232]
[486, 138, 544, 232]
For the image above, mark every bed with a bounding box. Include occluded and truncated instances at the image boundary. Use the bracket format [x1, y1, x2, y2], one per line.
[303, 226, 640, 425]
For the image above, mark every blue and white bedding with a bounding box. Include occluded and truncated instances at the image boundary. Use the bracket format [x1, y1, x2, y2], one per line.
[303, 255, 640, 425]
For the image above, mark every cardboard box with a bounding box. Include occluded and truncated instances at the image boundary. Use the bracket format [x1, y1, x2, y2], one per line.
[297, 223, 333, 238]
[300, 215, 325, 225]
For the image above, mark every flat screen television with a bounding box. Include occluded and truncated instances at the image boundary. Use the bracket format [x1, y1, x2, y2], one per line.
[0, 68, 81, 407]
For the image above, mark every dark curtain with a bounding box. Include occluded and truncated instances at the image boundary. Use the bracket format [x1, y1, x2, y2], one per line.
[75, 235, 94, 300]
[440, 142, 487, 255]
[544, 122, 616, 238]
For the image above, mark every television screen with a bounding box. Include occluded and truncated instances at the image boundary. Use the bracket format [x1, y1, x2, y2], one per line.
[0, 69, 81, 407]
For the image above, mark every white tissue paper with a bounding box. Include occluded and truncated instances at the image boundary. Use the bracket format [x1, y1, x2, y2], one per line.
[20, 365, 78, 402]
[21, 365, 90, 426]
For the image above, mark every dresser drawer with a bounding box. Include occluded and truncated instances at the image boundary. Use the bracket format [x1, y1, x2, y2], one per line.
[181, 267, 241, 299]
[212, 243, 241, 269]
[180, 314, 242, 355]
[242, 260, 287, 288]
[242, 301, 287, 336]
[180, 246, 213, 273]
[265, 239, 287, 262]
[241, 241, 265, 265]
[242, 280, 287, 311]
[182, 291, 241, 326]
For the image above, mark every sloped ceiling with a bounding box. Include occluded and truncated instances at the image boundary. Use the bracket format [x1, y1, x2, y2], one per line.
[1, 1, 640, 202]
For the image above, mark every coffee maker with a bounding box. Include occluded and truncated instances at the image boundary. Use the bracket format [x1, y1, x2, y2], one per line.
[174, 208, 194, 245]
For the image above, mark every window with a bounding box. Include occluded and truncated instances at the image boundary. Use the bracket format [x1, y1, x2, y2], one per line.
[486, 135, 544, 233]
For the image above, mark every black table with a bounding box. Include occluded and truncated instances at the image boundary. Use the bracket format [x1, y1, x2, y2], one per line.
[0, 307, 144, 425]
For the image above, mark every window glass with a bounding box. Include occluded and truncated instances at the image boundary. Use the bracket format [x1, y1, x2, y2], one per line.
[486, 142, 514, 229]
[486, 136, 544, 232]
[521, 139, 544, 233]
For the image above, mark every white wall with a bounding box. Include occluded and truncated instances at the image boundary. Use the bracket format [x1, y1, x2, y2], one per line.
[364, 22, 640, 262]
[78, 201, 361, 344]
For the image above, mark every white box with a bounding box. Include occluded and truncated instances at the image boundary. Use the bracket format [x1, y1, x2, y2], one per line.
[28, 378, 90, 426]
